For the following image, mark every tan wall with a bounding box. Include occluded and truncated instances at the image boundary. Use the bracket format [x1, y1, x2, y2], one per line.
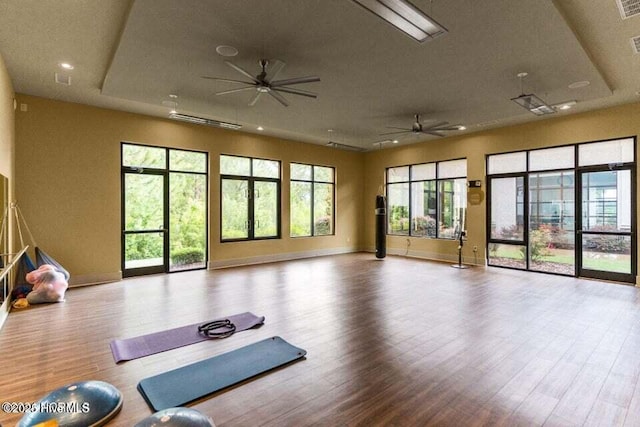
[0, 52, 15, 323]
[363, 102, 640, 275]
[14, 95, 364, 285]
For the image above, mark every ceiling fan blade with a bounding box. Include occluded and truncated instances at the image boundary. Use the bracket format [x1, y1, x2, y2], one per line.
[264, 59, 286, 83]
[201, 76, 253, 85]
[380, 130, 411, 136]
[272, 86, 317, 98]
[216, 86, 255, 96]
[385, 126, 412, 131]
[268, 90, 289, 107]
[225, 60, 259, 83]
[424, 130, 446, 137]
[270, 76, 321, 86]
[248, 91, 262, 106]
[430, 124, 463, 131]
[423, 121, 449, 129]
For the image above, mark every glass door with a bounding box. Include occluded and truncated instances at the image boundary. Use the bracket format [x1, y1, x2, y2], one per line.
[577, 168, 635, 282]
[122, 171, 167, 276]
[487, 175, 527, 269]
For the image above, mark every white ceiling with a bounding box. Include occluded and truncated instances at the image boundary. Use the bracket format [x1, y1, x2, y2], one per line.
[1, 0, 639, 150]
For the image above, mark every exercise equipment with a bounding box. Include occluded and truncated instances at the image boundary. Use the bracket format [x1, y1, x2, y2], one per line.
[137, 336, 307, 411]
[110, 312, 265, 363]
[134, 407, 216, 427]
[17, 380, 123, 427]
[198, 319, 236, 338]
[375, 195, 386, 259]
[10, 203, 69, 299]
[451, 230, 469, 269]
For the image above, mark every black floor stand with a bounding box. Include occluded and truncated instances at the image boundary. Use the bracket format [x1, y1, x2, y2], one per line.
[451, 231, 469, 269]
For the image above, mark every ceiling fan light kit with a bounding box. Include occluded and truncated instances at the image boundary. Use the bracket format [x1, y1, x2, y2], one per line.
[351, 0, 447, 42]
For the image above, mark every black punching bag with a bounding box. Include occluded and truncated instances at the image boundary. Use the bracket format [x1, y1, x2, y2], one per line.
[375, 195, 387, 258]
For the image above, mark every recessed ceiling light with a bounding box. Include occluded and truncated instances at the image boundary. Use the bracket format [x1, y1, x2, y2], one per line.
[257, 126, 264, 131]
[392, 139, 399, 144]
[59, 62, 74, 70]
[169, 109, 177, 114]
[169, 94, 178, 99]
[216, 45, 238, 57]
[568, 80, 590, 89]
[457, 125, 466, 130]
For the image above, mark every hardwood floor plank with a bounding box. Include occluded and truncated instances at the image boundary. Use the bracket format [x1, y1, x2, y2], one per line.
[1, 254, 640, 426]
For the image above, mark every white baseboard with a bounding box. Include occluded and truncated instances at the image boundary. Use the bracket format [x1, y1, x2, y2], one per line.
[68, 271, 122, 287]
[208, 246, 358, 269]
[364, 246, 485, 266]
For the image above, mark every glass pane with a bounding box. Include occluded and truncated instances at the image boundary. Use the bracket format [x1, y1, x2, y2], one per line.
[387, 182, 409, 235]
[220, 155, 250, 176]
[582, 234, 631, 274]
[123, 144, 165, 168]
[529, 146, 574, 171]
[291, 163, 312, 181]
[124, 174, 164, 231]
[529, 171, 575, 275]
[490, 176, 524, 240]
[253, 159, 280, 178]
[290, 181, 312, 237]
[221, 179, 248, 239]
[124, 233, 164, 269]
[170, 173, 206, 271]
[581, 170, 631, 233]
[579, 138, 634, 167]
[411, 163, 436, 181]
[314, 166, 334, 183]
[314, 183, 334, 235]
[438, 178, 467, 239]
[388, 166, 409, 183]
[254, 181, 278, 237]
[438, 159, 467, 179]
[170, 149, 207, 173]
[487, 243, 526, 269]
[488, 152, 527, 175]
[410, 181, 436, 237]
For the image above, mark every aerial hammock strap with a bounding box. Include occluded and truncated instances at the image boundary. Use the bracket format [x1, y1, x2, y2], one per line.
[0, 206, 7, 268]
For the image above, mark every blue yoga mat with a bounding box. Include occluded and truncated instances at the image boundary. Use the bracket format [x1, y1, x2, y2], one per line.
[137, 336, 307, 411]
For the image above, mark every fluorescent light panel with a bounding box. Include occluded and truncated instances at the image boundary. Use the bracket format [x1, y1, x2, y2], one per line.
[169, 113, 242, 130]
[511, 93, 555, 116]
[352, 0, 447, 42]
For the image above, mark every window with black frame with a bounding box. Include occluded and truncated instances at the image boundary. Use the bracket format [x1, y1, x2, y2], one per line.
[386, 159, 467, 239]
[220, 154, 280, 241]
[290, 163, 335, 237]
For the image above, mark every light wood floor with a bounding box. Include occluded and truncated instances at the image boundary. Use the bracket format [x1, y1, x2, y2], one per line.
[2, 253, 640, 426]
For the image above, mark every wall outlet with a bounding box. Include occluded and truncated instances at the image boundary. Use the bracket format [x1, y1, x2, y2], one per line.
[473, 245, 478, 252]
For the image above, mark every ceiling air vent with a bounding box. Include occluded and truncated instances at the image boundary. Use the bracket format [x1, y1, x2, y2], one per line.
[54, 73, 71, 85]
[632, 35, 640, 53]
[616, 0, 640, 19]
[326, 142, 365, 152]
[169, 113, 241, 130]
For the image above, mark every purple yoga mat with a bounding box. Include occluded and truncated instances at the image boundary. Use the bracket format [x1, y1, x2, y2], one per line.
[110, 312, 265, 363]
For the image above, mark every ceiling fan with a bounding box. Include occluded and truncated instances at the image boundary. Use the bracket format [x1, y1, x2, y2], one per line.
[202, 59, 320, 107]
[381, 114, 464, 137]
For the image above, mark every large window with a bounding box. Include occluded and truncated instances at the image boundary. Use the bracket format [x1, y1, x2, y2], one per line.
[290, 163, 335, 237]
[220, 155, 280, 241]
[487, 137, 635, 283]
[386, 159, 467, 239]
[121, 143, 208, 276]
